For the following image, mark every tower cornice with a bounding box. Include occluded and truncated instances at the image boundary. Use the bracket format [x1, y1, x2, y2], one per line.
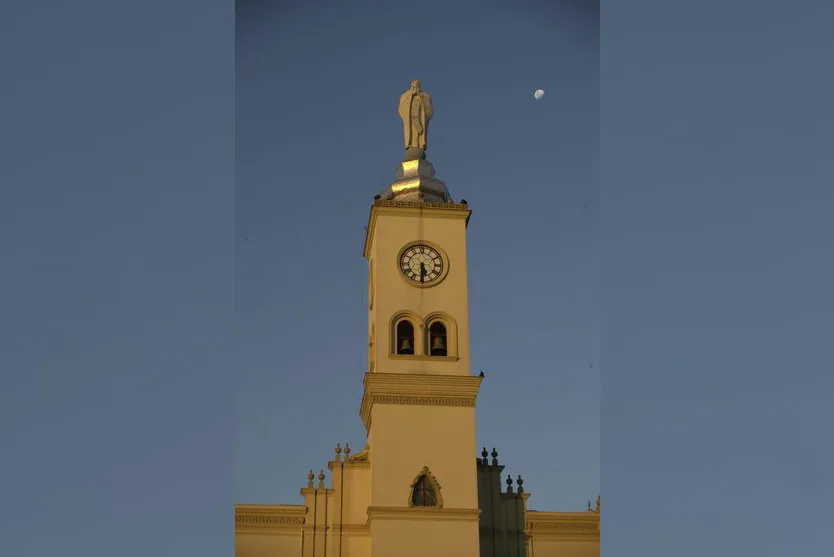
[363, 200, 472, 259]
[525, 511, 600, 541]
[235, 504, 306, 533]
[359, 372, 482, 433]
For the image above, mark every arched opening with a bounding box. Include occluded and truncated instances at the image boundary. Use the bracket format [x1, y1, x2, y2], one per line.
[408, 466, 443, 508]
[411, 474, 439, 507]
[395, 319, 415, 355]
[428, 321, 447, 356]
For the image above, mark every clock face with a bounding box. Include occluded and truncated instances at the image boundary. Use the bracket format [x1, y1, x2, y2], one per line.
[399, 244, 444, 285]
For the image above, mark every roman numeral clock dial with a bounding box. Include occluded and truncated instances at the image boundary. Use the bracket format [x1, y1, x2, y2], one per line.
[398, 244, 447, 287]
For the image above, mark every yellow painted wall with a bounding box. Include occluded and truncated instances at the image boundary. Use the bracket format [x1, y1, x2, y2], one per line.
[340, 464, 371, 525]
[342, 531, 371, 557]
[528, 539, 599, 557]
[369, 403, 478, 509]
[370, 518, 480, 557]
[235, 533, 300, 557]
[366, 205, 472, 377]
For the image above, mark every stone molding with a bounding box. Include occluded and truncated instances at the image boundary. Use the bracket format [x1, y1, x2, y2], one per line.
[359, 373, 482, 432]
[327, 459, 371, 471]
[387, 353, 459, 362]
[300, 487, 333, 497]
[374, 200, 470, 210]
[235, 504, 306, 533]
[525, 511, 600, 540]
[235, 506, 597, 540]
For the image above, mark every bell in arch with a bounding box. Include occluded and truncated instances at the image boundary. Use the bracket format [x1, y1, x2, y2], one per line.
[399, 337, 414, 354]
[431, 335, 446, 355]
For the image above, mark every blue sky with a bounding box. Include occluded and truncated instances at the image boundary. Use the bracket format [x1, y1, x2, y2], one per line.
[235, 0, 600, 511]
[1, 1, 832, 556]
[1, 1, 234, 554]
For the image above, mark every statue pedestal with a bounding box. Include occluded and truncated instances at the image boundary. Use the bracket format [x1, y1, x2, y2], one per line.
[378, 159, 452, 203]
[404, 147, 426, 161]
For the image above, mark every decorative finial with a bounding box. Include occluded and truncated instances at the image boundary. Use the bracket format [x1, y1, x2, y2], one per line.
[587, 500, 592, 511]
[345, 443, 351, 456]
[481, 447, 489, 466]
[307, 470, 315, 488]
[517, 474, 524, 494]
[595, 495, 600, 513]
[335, 443, 342, 462]
[317, 470, 325, 489]
[491, 448, 498, 466]
[506, 474, 514, 494]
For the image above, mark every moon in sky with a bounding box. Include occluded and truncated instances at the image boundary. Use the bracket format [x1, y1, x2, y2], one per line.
[533, 89, 545, 100]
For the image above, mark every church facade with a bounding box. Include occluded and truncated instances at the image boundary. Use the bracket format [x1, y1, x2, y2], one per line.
[235, 83, 599, 557]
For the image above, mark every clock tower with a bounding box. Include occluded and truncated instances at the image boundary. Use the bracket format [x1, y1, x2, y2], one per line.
[234, 78, 600, 557]
[359, 81, 482, 557]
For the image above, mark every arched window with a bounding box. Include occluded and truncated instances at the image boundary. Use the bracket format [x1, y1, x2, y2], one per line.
[428, 321, 447, 357]
[411, 473, 439, 507]
[395, 320, 415, 355]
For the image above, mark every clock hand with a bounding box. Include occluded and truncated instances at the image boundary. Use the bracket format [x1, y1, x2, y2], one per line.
[420, 262, 426, 283]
